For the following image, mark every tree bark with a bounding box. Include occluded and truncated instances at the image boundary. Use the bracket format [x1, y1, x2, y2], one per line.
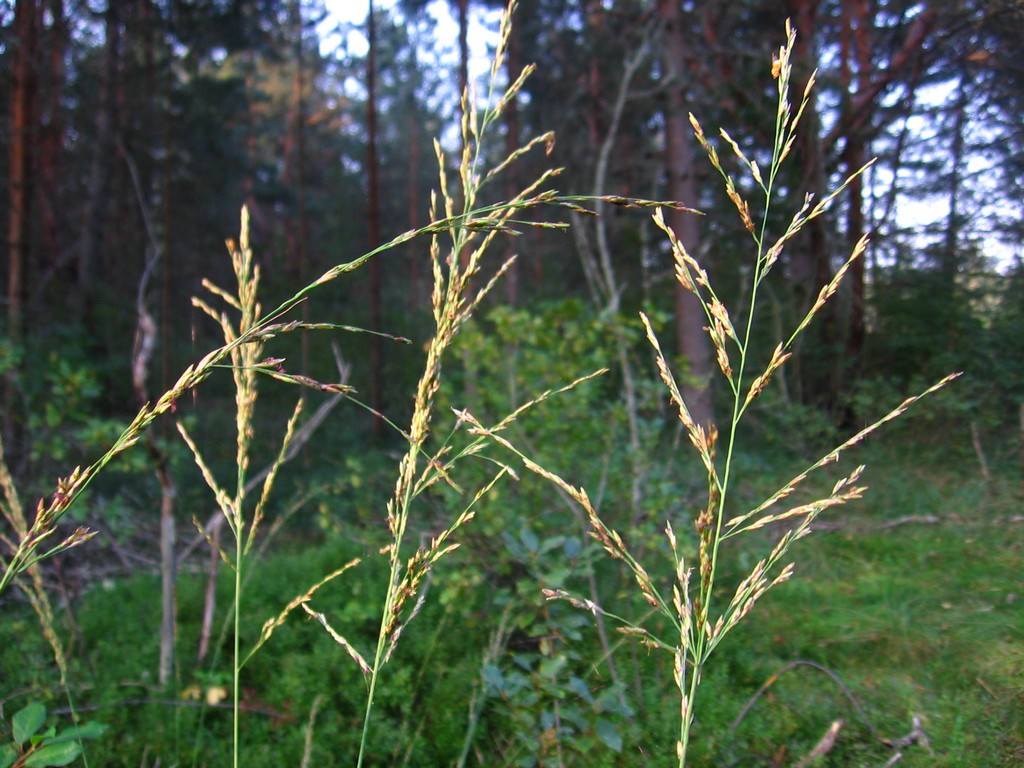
[5, 0, 40, 450]
[503, 16, 522, 305]
[837, 0, 873, 395]
[658, 0, 713, 429]
[77, 0, 122, 313]
[943, 70, 969, 288]
[37, 0, 65, 276]
[284, 1, 311, 375]
[367, 0, 384, 434]
[406, 98, 423, 308]
[457, 0, 470, 110]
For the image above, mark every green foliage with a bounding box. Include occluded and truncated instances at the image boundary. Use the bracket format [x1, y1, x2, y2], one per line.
[481, 526, 633, 766]
[444, 298, 639, 514]
[0, 703, 106, 768]
[0, 333, 144, 475]
[2, 470, 1020, 767]
[862, 259, 1024, 442]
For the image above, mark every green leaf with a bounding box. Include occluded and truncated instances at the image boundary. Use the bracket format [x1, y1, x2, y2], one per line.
[537, 535, 565, 555]
[12, 703, 46, 747]
[519, 528, 539, 554]
[31, 726, 56, 746]
[538, 654, 567, 679]
[595, 718, 623, 752]
[45, 722, 108, 745]
[481, 663, 504, 694]
[23, 741, 82, 767]
[567, 675, 594, 703]
[0, 744, 18, 768]
[563, 536, 582, 559]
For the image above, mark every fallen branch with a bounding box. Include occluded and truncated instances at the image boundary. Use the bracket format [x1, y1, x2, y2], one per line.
[729, 661, 935, 765]
[881, 714, 932, 754]
[729, 660, 881, 741]
[878, 514, 940, 530]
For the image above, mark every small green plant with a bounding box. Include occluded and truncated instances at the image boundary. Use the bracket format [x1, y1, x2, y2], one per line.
[0, 702, 106, 768]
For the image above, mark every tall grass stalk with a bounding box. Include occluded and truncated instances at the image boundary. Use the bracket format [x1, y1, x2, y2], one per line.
[176, 209, 306, 768]
[472, 22, 958, 766]
[346, 5, 581, 763]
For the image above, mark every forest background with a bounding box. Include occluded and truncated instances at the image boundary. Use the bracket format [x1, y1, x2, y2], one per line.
[0, 0, 1023, 766]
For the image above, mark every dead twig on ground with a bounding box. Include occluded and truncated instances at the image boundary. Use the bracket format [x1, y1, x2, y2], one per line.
[794, 719, 843, 768]
[728, 659, 933, 764]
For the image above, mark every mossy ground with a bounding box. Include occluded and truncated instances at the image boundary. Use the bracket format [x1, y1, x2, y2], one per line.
[2, 456, 1021, 767]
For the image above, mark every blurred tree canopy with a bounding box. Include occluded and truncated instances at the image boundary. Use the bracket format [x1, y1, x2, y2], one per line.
[1, 0, 1021, 469]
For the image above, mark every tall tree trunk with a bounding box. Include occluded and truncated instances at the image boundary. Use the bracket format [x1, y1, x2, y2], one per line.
[943, 70, 969, 290]
[836, 0, 873, 401]
[5, 0, 40, 449]
[37, 0, 65, 278]
[285, 0, 311, 374]
[455, 0, 472, 289]
[406, 98, 423, 308]
[367, 0, 384, 433]
[503, 16, 521, 305]
[457, 0, 469, 110]
[658, 0, 713, 429]
[78, 1, 122, 315]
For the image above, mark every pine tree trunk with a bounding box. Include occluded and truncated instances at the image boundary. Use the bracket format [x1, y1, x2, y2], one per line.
[5, 0, 39, 449]
[78, 1, 121, 314]
[503, 19, 521, 305]
[284, 0, 310, 373]
[406, 100, 422, 308]
[7, 0, 37, 343]
[38, 0, 65, 274]
[367, 0, 384, 434]
[457, 0, 469, 108]
[658, 0, 713, 429]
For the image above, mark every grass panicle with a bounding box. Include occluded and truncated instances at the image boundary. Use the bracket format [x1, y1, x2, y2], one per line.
[179, 208, 308, 768]
[346, 6, 602, 763]
[494, 21, 957, 767]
